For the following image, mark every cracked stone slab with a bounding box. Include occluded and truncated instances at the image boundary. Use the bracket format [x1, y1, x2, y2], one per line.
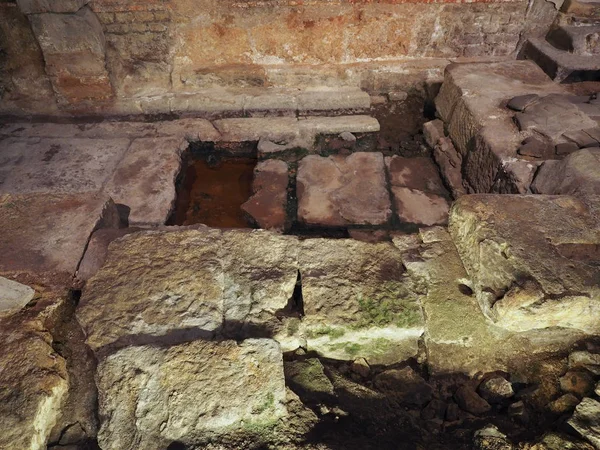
[449, 194, 600, 333]
[104, 137, 188, 226]
[0, 276, 35, 315]
[96, 339, 287, 450]
[297, 152, 392, 227]
[77, 228, 298, 357]
[0, 192, 120, 284]
[285, 238, 424, 365]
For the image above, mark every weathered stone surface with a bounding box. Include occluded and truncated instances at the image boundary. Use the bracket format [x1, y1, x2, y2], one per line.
[547, 393, 580, 414]
[78, 228, 298, 355]
[213, 117, 299, 143]
[556, 141, 580, 156]
[569, 351, 600, 375]
[75, 228, 141, 284]
[298, 115, 380, 136]
[563, 129, 599, 148]
[423, 119, 445, 148]
[0, 192, 120, 283]
[0, 306, 69, 450]
[433, 137, 467, 198]
[29, 7, 113, 104]
[96, 339, 287, 450]
[241, 159, 289, 231]
[373, 367, 433, 406]
[385, 156, 447, 196]
[17, 0, 89, 14]
[0, 276, 35, 315]
[297, 153, 392, 227]
[507, 94, 540, 112]
[536, 432, 595, 450]
[295, 238, 424, 365]
[478, 377, 514, 403]
[397, 229, 590, 376]
[455, 385, 491, 415]
[104, 137, 187, 226]
[0, 137, 131, 195]
[531, 148, 600, 211]
[568, 397, 600, 448]
[435, 61, 564, 193]
[284, 358, 334, 402]
[517, 136, 554, 158]
[449, 194, 600, 332]
[391, 187, 450, 227]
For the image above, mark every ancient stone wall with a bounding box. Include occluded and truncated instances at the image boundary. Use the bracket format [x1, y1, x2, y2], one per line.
[0, 0, 559, 114]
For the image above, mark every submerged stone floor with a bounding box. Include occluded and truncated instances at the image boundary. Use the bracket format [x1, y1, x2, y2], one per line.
[1, 61, 600, 450]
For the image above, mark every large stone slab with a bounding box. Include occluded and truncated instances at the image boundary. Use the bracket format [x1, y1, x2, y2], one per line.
[297, 153, 392, 227]
[385, 156, 450, 226]
[293, 238, 424, 365]
[77, 228, 298, 356]
[0, 192, 120, 284]
[0, 305, 69, 450]
[435, 61, 564, 193]
[96, 339, 286, 450]
[568, 397, 600, 449]
[0, 137, 131, 195]
[449, 194, 600, 333]
[104, 137, 187, 226]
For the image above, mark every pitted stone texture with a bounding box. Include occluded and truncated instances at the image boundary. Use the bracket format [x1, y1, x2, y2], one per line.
[241, 159, 289, 231]
[96, 339, 286, 450]
[77, 228, 224, 355]
[0, 192, 120, 283]
[17, 0, 89, 14]
[435, 61, 564, 193]
[104, 137, 187, 226]
[293, 238, 424, 365]
[0, 307, 69, 450]
[297, 153, 392, 227]
[0, 276, 35, 315]
[449, 194, 600, 333]
[77, 228, 298, 357]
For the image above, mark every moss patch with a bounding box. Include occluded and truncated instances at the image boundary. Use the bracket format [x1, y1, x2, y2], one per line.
[354, 282, 422, 329]
[306, 325, 346, 339]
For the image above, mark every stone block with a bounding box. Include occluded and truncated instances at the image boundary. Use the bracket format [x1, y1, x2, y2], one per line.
[241, 159, 289, 231]
[449, 194, 600, 333]
[77, 228, 298, 356]
[213, 117, 299, 143]
[29, 6, 113, 103]
[96, 339, 286, 450]
[104, 137, 188, 226]
[295, 238, 424, 365]
[0, 310, 68, 450]
[297, 153, 391, 227]
[0, 192, 120, 283]
[391, 187, 450, 227]
[0, 276, 35, 315]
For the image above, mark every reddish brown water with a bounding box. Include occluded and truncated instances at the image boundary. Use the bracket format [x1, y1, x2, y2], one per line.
[169, 157, 255, 227]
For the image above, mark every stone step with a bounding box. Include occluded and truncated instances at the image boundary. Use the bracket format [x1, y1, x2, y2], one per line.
[546, 24, 600, 55]
[522, 37, 600, 82]
[112, 87, 371, 118]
